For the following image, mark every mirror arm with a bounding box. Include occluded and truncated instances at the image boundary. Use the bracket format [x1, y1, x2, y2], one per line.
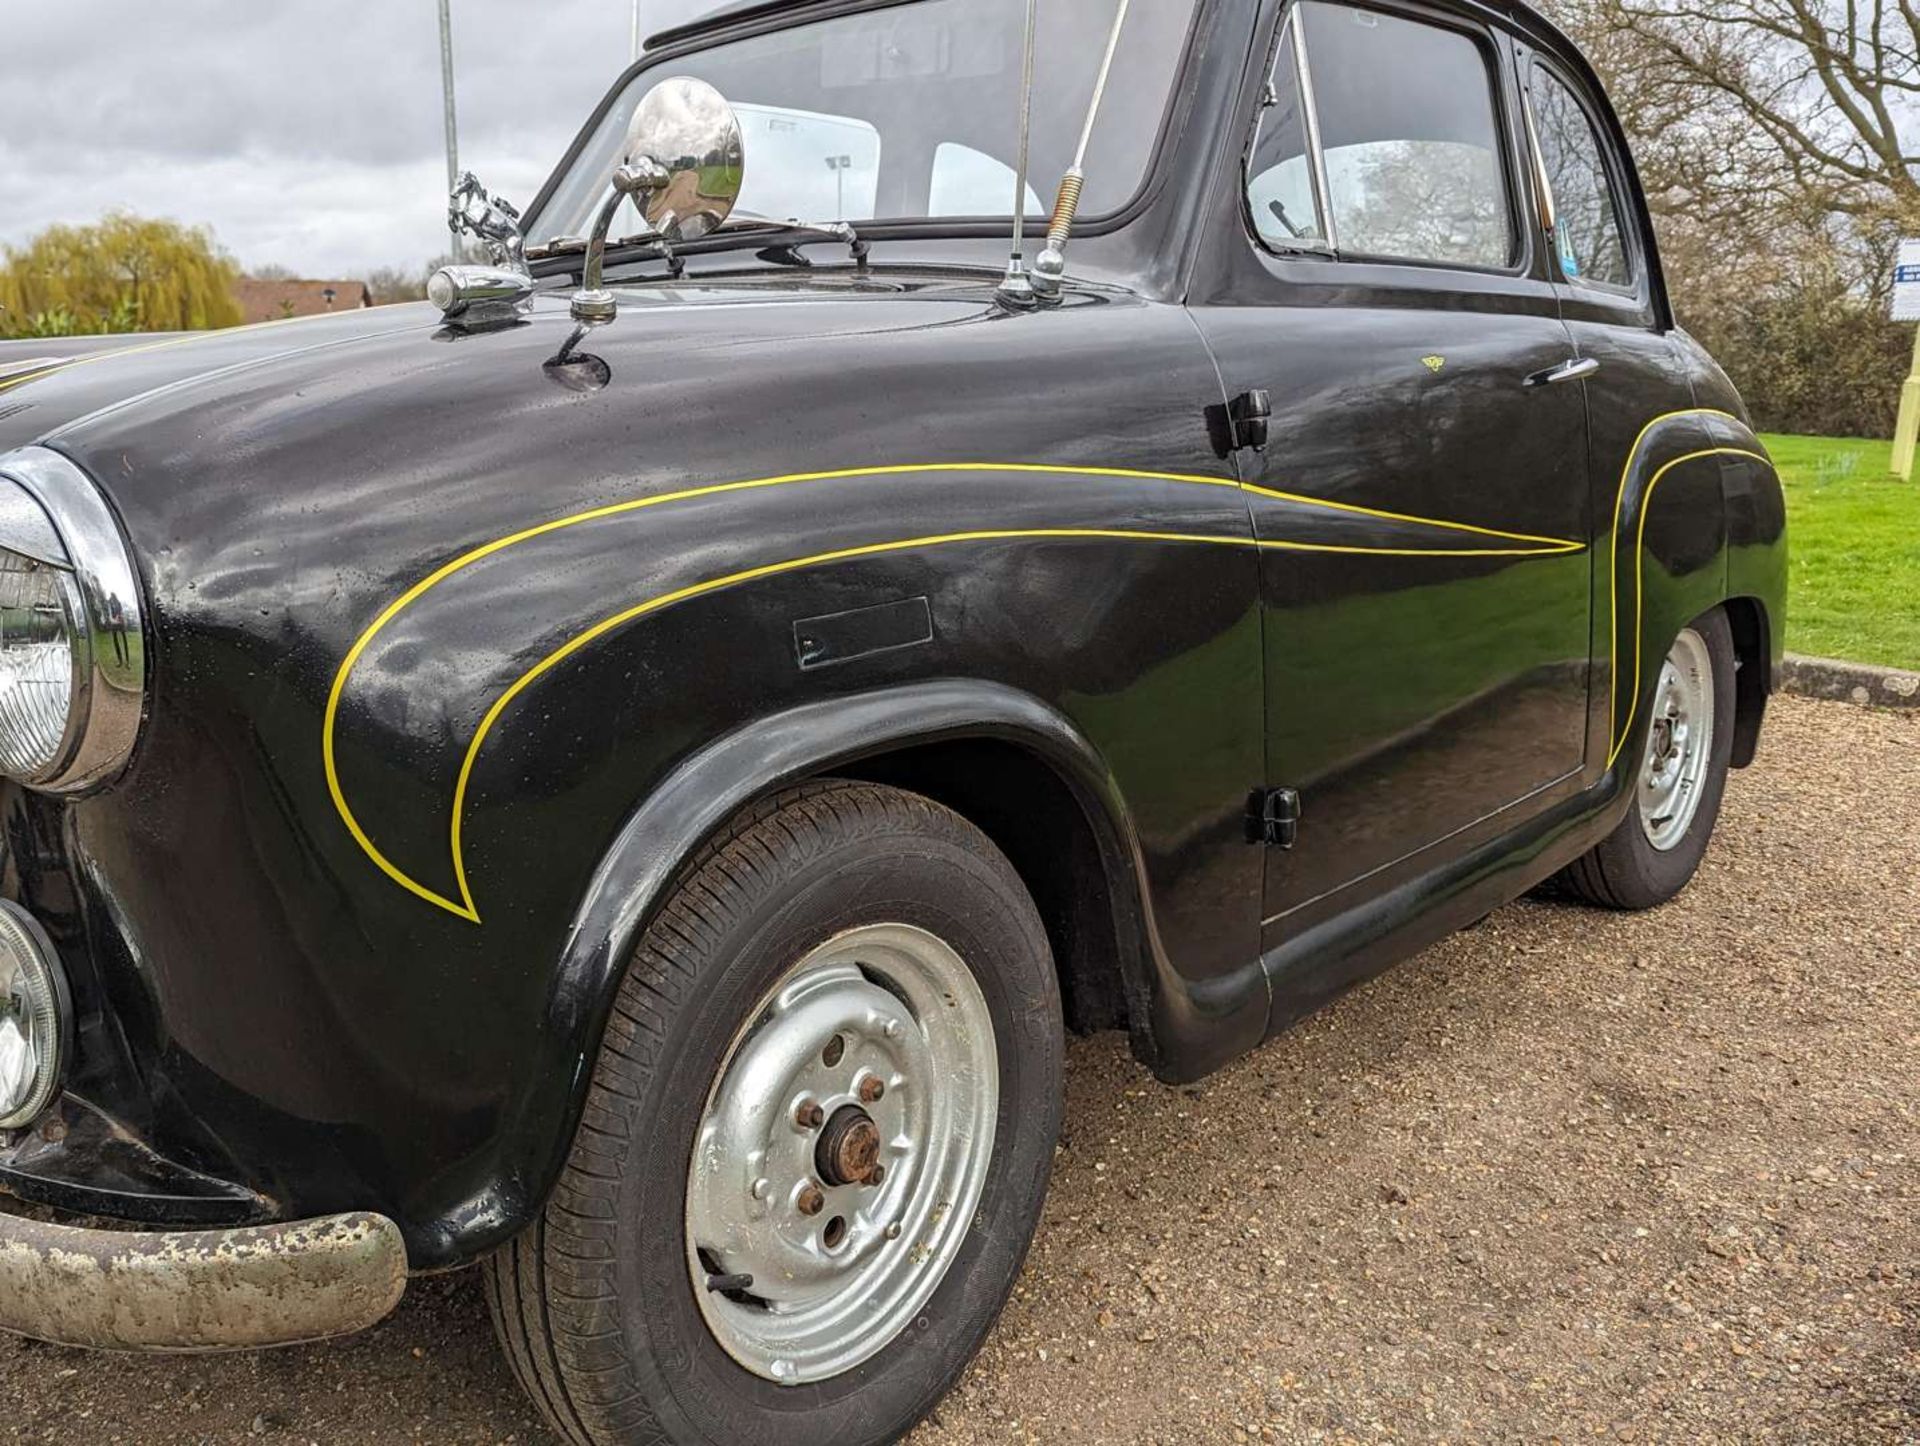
[572, 187, 635, 324]
[573, 160, 673, 324]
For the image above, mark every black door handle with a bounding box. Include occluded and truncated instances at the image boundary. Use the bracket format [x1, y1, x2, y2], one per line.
[1228, 389, 1271, 450]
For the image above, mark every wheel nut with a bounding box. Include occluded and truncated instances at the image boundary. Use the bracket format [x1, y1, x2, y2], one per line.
[859, 1076, 885, 1104]
[866, 1164, 886, 1187]
[795, 1100, 824, 1130]
[797, 1183, 826, 1217]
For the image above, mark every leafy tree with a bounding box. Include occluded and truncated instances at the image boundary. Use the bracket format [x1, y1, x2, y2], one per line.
[0, 214, 245, 338]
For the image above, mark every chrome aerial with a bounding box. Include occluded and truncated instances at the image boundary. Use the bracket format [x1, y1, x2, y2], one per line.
[1638, 626, 1715, 851]
[685, 923, 999, 1386]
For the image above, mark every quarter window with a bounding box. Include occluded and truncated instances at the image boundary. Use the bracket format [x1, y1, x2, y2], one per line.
[1244, 2, 1515, 270]
[1530, 67, 1631, 287]
[1246, 22, 1328, 248]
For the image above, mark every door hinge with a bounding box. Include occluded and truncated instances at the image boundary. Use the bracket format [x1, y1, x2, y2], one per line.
[1227, 389, 1271, 451]
[1255, 787, 1301, 849]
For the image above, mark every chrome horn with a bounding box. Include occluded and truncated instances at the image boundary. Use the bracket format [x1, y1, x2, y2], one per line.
[572, 76, 746, 324]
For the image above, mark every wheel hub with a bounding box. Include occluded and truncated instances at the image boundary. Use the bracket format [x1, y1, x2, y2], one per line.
[685, 923, 998, 1386]
[816, 1104, 883, 1187]
[1636, 627, 1715, 853]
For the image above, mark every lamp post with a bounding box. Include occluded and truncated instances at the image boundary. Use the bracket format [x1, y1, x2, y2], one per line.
[438, 0, 461, 260]
[826, 155, 852, 220]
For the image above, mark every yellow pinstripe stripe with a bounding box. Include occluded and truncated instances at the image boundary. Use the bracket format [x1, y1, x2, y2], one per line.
[325, 461, 1585, 921]
[1598, 408, 1750, 766]
[1604, 446, 1770, 769]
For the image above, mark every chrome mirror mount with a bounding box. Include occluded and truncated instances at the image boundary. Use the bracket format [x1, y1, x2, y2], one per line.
[571, 76, 746, 325]
[433, 172, 534, 322]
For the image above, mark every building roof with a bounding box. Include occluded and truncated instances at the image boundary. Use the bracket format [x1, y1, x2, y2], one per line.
[230, 279, 372, 325]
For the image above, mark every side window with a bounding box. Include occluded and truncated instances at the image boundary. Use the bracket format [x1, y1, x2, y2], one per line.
[1529, 67, 1631, 288]
[1244, 2, 1515, 270]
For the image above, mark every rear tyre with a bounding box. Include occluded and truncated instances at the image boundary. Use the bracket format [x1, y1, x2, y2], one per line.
[485, 780, 1063, 1446]
[1556, 607, 1736, 910]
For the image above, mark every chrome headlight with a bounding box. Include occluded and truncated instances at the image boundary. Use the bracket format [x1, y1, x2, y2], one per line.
[0, 900, 68, 1129]
[0, 449, 145, 791]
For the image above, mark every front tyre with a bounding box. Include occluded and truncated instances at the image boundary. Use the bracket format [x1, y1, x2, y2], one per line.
[1556, 607, 1737, 910]
[486, 781, 1063, 1446]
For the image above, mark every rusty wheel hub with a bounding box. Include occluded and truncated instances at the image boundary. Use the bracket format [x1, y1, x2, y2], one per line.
[817, 1105, 883, 1187]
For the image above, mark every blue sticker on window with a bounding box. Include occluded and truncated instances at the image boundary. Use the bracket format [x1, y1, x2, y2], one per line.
[1558, 232, 1580, 278]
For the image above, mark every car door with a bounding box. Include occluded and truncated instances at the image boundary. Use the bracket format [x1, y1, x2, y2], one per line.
[1187, 0, 1595, 932]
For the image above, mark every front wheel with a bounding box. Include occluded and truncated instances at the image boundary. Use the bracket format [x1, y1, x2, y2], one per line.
[486, 781, 1063, 1446]
[1556, 606, 1737, 910]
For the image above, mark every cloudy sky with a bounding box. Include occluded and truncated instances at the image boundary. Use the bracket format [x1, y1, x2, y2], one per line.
[1, 0, 723, 279]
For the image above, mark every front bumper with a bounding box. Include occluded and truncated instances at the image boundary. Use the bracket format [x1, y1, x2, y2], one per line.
[0, 1206, 407, 1351]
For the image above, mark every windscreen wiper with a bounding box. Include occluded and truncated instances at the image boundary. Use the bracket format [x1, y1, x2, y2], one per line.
[541, 218, 870, 277]
[718, 218, 871, 270]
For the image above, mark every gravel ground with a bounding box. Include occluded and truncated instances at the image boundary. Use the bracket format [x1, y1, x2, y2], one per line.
[2, 695, 1914, 1445]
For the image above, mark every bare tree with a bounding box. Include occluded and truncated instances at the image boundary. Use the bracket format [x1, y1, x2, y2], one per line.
[1561, 0, 1918, 225]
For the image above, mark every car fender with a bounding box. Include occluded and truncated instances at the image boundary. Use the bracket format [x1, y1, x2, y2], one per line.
[464, 678, 1254, 1255]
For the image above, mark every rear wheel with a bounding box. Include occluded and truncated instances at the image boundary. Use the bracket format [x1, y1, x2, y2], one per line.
[1557, 607, 1736, 909]
[485, 781, 1063, 1446]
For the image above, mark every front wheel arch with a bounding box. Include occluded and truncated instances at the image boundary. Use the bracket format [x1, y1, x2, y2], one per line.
[485, 681, 1200, 1265]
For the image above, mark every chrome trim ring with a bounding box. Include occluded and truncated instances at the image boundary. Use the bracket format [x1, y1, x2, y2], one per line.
[686, 923, 1000, 1386]
[0, 899, 70, 1130]
[1638, 626, 1715, 852]
[0, 447, 145, 792]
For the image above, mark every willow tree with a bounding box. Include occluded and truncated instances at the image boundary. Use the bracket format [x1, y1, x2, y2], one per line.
[0, 214, 246, 338]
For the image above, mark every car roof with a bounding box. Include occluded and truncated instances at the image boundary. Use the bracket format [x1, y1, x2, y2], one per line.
[646, 0, 856, 51]
[651, 0, 1572, 58]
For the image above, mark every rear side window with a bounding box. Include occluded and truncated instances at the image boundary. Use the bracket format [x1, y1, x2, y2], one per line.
[1246, 2, 1515, 269]
[1529, 66, 1631, 287]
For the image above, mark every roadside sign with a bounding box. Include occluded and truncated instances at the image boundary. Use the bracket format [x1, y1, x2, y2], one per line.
[1895, 238, 1920, 321]
[1895, 239, 1920, 479]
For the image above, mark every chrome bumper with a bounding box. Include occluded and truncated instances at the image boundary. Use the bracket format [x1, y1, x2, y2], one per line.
[0, 1207, 407, 1351]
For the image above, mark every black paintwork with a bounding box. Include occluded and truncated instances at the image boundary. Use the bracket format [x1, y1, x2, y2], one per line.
[0, 0, 1784, 1269]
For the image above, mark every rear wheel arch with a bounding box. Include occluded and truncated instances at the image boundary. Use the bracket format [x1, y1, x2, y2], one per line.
[1720, 594, 1772, 769]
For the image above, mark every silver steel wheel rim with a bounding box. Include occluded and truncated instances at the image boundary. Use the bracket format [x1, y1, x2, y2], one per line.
[1637, 627, 1715, 852]
[685, 922, 999, 1386]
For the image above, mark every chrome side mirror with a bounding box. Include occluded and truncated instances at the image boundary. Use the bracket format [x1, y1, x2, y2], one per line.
[572, 76, 746, 323]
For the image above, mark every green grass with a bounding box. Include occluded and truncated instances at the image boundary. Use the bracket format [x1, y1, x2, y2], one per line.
[1761, 434, 1920, 669]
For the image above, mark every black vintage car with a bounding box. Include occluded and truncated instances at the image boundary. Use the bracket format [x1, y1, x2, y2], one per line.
[0, 0, 1783, 1441]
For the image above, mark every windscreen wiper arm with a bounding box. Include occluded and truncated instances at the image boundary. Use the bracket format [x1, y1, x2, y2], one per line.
[538, 218, 870, 275]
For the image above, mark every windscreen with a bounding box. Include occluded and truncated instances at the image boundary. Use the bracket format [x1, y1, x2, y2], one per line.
[527, 0, 1201, 243]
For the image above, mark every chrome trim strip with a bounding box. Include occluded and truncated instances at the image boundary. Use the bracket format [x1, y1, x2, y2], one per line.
[0, 447, 146, 792]
[0, 480, 69, 570]
[0, 357, 66, 385]
[1290, 5, 1339, 254]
